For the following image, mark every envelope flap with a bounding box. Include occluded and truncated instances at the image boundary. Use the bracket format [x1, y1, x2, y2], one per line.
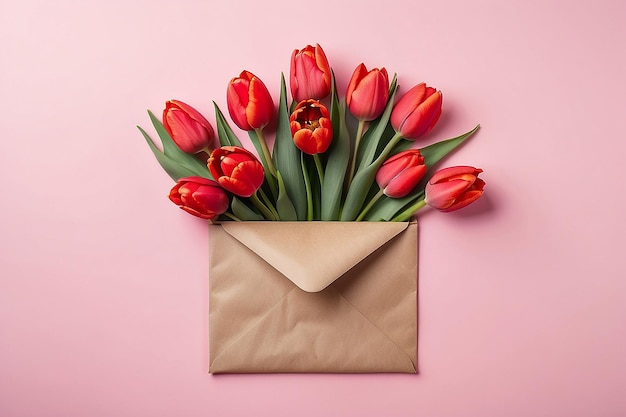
[219, 221, 409, 292]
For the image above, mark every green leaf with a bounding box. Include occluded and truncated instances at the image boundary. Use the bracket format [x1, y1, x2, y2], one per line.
[340, 161, 379, 220]
[321, 72, 351, 220]
[420, 124, 480, 168]
[213, 102, 243, 147]
[356, 75, 399, 172]
[275, 171, 297, 221]
[364, 191, 424, 221]
[138, 126, 208, 181]
[272, 74, 307, 220]
[231, 197, 264, 221]
[146, 110, 212, 178]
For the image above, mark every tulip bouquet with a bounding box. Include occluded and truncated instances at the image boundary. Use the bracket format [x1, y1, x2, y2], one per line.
[138, 44, 485, 222]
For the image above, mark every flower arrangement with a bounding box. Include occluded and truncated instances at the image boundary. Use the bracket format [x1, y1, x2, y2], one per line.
[138, 43, 485, 222]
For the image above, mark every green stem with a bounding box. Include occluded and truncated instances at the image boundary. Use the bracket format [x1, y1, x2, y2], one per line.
[391, 197, 427, 222]
[259, 187, 280, 220]
[301, 152, 314, 221]
[356, 188, 385, 221]
[254, 128, 279, 199]
[250, 192, 276, 220]
[255, 128, 277, 176]
[222, 212, 242, 222]
[313, 154, 325, 186]
[374, 131, 403, 167]
[347, 119, 367, 187]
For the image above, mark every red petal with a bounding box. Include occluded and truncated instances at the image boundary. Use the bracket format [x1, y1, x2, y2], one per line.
[429, 166, 482, 184]
[443, 187, 485, 212]
[312, 128, 332, 153]
[293, 129, 316, 154]
[425, 178, 474, 209]
[384, 165, 427, 198]
[227, 78, 252, 130]
[346, 63, 368, 107]
[246, 76, 274, 129]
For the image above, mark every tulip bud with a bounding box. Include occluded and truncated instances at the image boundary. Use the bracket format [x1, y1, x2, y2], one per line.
[376, 150, 427, 198]
[390, 83, 443, 140]
[290, 44, 332, 102]
[168, 176, 229, 219]
[346, 63, 389, 121]
[207, 146, 265, 198]
[227, 70, 274, 131]
[289, 99, 333, 155]
[163, 100, 215, 154]
[425, 166, 485, 212]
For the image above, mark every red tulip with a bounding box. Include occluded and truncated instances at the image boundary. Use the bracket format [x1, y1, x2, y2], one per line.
[376, 150, 427, 198]
[289, 99, 333, 155]
[227, 70, 274, 131]
[207, 146, 265, 197]
[425, 166, 485, 212]
[346, 63, 389, 121]
[390, 83, 443, 140]
[163, 100, 215, 154]
[290, 44, 332, 102]
[168, 176, 229, 220]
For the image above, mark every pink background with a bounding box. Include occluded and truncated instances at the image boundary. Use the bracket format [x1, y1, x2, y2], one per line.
[1, 0, 625, 416]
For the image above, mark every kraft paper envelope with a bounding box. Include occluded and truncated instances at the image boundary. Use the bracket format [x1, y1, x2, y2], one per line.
[208, 221, 417, 374]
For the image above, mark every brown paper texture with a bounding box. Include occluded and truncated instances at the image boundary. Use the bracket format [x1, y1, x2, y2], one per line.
[208, 221, 418, 374]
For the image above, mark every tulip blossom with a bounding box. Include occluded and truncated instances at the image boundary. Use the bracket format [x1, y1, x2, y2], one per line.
[207, 146, 265, 198]
[390, 83, 443, 140]
[290, 44, 332, 102]
[168, 176, 229, 220]
[163, 100, 215, 154]
[346, 64, 389, 121]
[355, 149, 427, 221]
[376, 150, 427, 198]
[345, 63, 391, 186]
[227, 70, 274, 131]
[425, 166, 485, 212]
[290, 99, 333, 155]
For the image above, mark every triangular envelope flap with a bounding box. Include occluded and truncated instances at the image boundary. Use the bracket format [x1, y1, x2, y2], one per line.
[219, 221, 409, 292]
